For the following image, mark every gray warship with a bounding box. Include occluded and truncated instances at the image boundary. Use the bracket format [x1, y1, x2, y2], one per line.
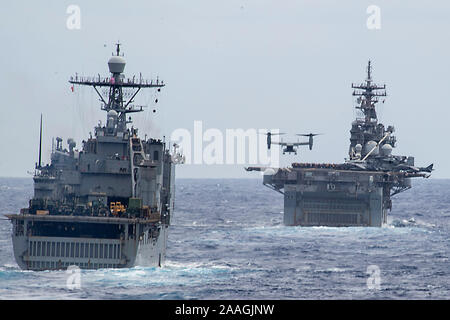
[247, 61, 433, 227]
[6, 44, 183, 270]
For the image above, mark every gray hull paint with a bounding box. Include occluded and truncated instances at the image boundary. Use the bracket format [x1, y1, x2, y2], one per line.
[7, 45, 183, 271]
[248, 61, 431, 227]
[11, 224, 168, 270]
[283, 181, 385, 227]
[266, 168, 388, 227]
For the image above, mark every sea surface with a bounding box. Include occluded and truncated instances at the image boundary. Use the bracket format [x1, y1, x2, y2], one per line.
[0, 177, 448, 299]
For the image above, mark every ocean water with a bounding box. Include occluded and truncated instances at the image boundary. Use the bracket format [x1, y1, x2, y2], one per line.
[0, 177, 448, 299]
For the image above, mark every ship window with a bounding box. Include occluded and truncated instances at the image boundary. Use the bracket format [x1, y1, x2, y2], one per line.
[109, 245, 112, 259]
[37, 242, 41, 256]
[47, 242, 51, 257]
[153, 151, 159, 161]
[99, 244, 103, 259]
[85, 244, 89, 258]
[95, 244, 98, 258]
[87, 164, 90, 171]
[90, 244, 94, 258]
[80, 243, 84, 258]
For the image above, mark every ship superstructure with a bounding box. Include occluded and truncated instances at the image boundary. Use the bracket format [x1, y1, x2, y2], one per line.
[7, 44, 183, 270]
[247, 61, 432, 227]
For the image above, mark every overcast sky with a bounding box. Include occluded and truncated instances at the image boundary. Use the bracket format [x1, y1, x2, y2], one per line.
[0, 1, 448, 178]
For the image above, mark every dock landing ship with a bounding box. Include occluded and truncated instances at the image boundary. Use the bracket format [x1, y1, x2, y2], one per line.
[246, 61, 432, 227]
[6, 44, 184, 270]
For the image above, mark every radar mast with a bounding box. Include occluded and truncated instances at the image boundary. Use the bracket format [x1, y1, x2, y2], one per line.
[69, 43, 165, 132]
[351, 60, 386, 124]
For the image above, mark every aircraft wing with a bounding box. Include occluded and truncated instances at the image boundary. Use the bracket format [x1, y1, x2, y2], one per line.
[271, 141, 287, 146]
[245, 166, 267, 172]
[395, 164, 420, 172]
[291, 142, 309, 146]
[271, 142, 308, 146]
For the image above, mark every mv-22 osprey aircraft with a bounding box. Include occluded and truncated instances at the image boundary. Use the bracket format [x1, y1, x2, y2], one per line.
[261, 131, 321, 155]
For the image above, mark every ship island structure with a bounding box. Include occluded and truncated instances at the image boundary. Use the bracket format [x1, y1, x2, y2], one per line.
[247, 61, 433, 227]
[6, 44, 184, 270]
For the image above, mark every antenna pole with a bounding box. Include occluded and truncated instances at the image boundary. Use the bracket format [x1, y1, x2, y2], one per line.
[38, 114, 43, 168]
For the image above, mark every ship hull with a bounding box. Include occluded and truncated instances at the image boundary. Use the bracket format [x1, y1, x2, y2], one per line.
[264, 168, 392, 227]
[283, 184, 386, 227]
[8, 214, 168, 270]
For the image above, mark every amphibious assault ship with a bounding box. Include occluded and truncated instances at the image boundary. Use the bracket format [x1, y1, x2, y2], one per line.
[6, 44, 184, 270]
[246, 61, 432, 227]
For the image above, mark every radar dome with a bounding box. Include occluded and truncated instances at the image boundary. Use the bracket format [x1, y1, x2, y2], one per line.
[107, 110, 118, 118]
[355, 144, 363, 153]
[108, 56, 126, 74]
[381, 144, 393, 156]
[365, 140, 379, 156]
